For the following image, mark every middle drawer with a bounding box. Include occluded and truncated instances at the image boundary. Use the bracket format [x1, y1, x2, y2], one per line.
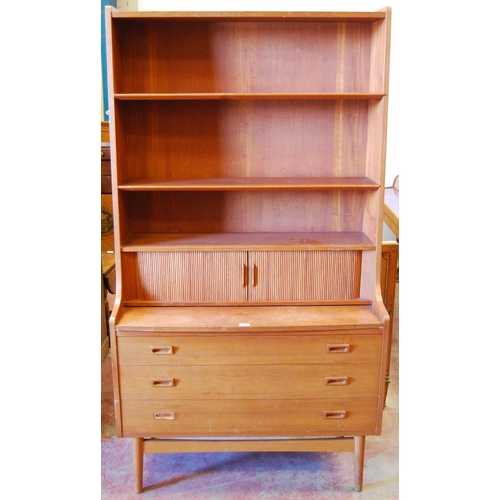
[119, 363, 379, 399]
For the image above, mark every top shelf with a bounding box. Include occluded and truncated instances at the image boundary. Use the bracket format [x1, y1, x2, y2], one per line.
[114, 93, 386, 101]
[110, 10, 388, 23]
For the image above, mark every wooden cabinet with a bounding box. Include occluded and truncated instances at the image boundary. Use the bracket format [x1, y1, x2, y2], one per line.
[105, 7, 391, 493]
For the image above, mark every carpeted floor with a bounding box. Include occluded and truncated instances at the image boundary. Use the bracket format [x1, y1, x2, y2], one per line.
[101, 286, 398, 499]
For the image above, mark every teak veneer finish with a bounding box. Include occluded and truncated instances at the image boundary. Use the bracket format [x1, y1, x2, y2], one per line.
[105, 7, 391, 493]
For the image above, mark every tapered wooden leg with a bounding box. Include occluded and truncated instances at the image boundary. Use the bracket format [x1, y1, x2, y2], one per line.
[133, 438, 144, 493]
[353, 436, 365, 492]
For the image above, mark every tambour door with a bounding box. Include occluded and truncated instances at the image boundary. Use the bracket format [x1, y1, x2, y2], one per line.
[122, 250, 362, 304]
[122, 251, 248, 303]
[248, 250, 362, 302]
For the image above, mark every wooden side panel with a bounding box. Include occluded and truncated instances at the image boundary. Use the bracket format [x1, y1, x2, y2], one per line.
[369, 9, 391, 94]
[249, 250, 361, 302]
[364, 102, 385, 242]
[123, 252, 247, 303]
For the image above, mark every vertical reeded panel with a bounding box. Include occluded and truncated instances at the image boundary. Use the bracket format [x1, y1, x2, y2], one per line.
[131, 252, 248, 303]
[249, 250, 361, 302]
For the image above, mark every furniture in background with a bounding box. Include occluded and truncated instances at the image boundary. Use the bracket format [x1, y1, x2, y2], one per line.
[381, 241, 398, 405]
[381, 175, 399, 402]
[101, 122, 115, 361]
[105, 7, 392, 493]
[101, 264, 109, 362]
[384, 175, 399, 239]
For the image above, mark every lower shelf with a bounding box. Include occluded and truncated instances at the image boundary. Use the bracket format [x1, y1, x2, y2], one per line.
[122, 231, 376, 251]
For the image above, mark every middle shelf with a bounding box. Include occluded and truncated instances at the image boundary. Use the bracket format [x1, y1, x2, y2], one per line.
[118, 177, 380, 191]
[121, 232, 376, 251]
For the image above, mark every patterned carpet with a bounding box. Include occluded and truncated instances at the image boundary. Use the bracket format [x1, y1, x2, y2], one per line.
[101, 287, 398, 499]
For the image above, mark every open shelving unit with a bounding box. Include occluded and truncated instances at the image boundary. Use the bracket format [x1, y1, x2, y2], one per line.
[105, 7, 391, 493]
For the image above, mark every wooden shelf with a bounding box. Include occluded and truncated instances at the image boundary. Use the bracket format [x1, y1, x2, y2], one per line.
[115, 304, 383, 333]
[110, 11, 387, 22]
[121, 232, 376, 252]
[119, 177, 380, 191]
[115, 93, 386, 101]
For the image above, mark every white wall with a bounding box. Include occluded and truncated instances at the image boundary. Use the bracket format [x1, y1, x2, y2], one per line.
[118, 0, 138, 10]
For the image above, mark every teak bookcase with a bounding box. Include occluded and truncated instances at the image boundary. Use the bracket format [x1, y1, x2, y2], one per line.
[105, 7, 391, 493]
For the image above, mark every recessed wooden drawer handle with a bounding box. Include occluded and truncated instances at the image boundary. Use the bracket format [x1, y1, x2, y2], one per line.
[150, 346, 173, 355]
[154, 411, 175, 420]
[152, 379, 174, 387]
[324, 376, 348, 386]
[326, 344, 350, 354]
[253, 264, 258, 287]
[323, 410, 347, 419]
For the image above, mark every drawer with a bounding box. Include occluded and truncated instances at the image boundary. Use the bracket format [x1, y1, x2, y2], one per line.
[119, 364, 380, 400]
[120, 398, 379, 438]
[117, 332, 382, 366]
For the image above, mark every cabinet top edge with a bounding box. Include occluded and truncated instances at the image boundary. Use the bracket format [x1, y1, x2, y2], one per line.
[107, 9, 388, 22]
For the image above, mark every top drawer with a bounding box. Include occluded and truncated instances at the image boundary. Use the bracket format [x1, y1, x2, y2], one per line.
[117, 332, 382, 366]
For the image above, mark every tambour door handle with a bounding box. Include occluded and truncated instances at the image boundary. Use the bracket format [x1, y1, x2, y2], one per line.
[243, 263, 248, 288]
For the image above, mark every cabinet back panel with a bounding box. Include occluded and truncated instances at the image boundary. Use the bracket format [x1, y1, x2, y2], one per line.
[121, 191, 366, 234]
[113, 21, 374, 93]
[114, 100, 369, 183]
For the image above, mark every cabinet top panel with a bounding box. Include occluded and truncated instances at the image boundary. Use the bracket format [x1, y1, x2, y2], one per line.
[108, 10, 389, 22]
[115, 305, 384, 332]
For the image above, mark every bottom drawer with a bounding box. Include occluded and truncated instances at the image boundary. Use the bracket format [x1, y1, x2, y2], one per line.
[121, 398, 378, 438]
